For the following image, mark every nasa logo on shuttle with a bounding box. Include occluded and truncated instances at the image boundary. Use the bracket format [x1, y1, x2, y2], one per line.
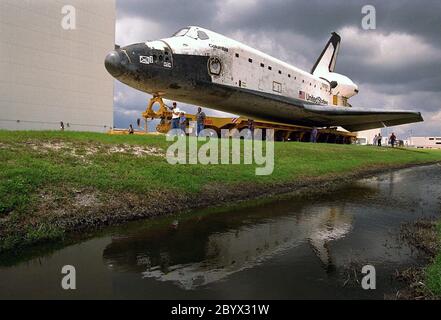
[140, 56, 153, 65]
[208, 57, 222, 76]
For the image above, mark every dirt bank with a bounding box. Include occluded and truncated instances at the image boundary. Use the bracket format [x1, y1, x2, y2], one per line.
[395, 219, 441, 300]
[1, 161, 439, 254]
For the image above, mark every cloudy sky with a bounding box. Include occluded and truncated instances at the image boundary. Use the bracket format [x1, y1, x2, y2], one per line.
[113, 0, 441, 137]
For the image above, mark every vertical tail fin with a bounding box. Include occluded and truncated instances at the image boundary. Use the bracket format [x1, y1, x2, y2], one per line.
[311, 32, 341, 75]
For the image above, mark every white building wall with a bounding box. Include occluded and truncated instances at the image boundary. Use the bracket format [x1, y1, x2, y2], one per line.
[409, 137, 441, 149]
[0, 0, 115, 132]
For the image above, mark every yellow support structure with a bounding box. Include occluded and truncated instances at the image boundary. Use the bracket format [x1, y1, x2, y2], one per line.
[142, 96, 170, 119]
[141, 96, 173, 133]
[108, 96, 356, 144]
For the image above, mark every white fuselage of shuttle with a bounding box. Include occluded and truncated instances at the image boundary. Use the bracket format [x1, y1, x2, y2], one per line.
[155, 27, 358, 107]
[104, 26, 422, 131]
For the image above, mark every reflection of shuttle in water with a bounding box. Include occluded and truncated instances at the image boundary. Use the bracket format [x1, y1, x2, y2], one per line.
[144, 207, 352, 289]
[103, 205, 353, 290]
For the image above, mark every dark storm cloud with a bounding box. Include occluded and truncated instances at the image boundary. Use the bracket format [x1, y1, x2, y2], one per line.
[231, 0, 441, 45]
[378, 0, 441, 47]
[114, 0, 441, 135]
[219, 0, 441, 94]
[116, 0, 217, 36]
[339, 55, 441, 93]
[117, 0, 441, 45]
[116, 0, 441, 88]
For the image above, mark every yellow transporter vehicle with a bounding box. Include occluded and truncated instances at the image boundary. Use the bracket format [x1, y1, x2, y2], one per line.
[111, 97, 356, 144]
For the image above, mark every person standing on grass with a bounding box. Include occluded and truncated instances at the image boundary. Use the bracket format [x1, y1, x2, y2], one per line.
[310, 127, 318, 143]
[373, 134, 378, 146]
[247, 119, 255, 139]
[170, 102, 180, 131]
[390, 132, 397, 148]
[179, 112, 187, 135]
[377, 133, 382, 146]
[128, 124, 134, 134]
[196, 107, 206, 136]
[60, 121, 65, 131]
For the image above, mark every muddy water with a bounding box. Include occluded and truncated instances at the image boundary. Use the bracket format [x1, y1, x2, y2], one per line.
[1, 164, 440, 299]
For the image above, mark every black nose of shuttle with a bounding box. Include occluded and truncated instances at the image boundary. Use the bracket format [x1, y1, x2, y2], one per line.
[105, 50, 124, 77]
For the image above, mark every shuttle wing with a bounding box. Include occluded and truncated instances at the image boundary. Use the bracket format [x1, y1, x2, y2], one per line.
[196, 82, 424, 132]
[303, 104, 424, 132]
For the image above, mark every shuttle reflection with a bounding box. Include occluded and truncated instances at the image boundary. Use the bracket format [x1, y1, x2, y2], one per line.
[103, 203, 353, 290]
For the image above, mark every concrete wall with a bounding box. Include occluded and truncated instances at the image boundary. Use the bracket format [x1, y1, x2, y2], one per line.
[409, 137, 441, 149]
[0, 0, 115, 132]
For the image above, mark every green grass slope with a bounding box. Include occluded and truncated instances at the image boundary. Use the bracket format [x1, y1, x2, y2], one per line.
[1, 130, 441, 251]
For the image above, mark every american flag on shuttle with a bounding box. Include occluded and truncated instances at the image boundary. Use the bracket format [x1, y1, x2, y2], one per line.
[299, 91, 306, 100]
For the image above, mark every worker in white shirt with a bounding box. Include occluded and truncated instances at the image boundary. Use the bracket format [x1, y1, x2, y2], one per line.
[170, 102, 180, 131]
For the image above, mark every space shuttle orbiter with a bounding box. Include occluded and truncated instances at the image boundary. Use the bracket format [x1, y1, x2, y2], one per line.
[105, 26, 423, 131]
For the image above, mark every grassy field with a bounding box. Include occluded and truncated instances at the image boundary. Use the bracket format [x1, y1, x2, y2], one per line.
[426, 221, 441, 296]
[1, 130, 441, 252]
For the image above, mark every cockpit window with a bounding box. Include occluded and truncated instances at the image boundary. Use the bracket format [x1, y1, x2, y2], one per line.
[173, 28, 190, 37]
[197, 31, 209, 40]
